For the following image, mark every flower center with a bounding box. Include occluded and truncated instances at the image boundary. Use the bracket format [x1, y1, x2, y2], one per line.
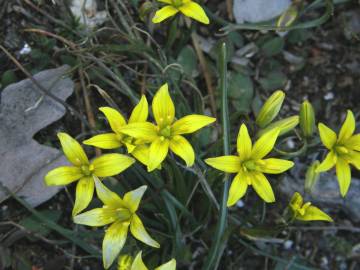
[242, 159, 265, 172]
[115, 208, 132, 221]
[159, 125, 172, 138]
[171, 0, 183, 8]
[81, 164, 94, 176]
[334, 145, 349, 155]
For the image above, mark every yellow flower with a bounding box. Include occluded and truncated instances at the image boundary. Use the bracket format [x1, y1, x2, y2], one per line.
[152, 0, 209, 24]
[119, 83, 216, 172]
[316, 110, 360, 197]
[289, 192, 333, 222]
[83, 95, 150, 166]
[45, 133, 135, 216]
[131, 251, 176, 270]
[205, 124, 294, 206]
[74, 178, 160, 269]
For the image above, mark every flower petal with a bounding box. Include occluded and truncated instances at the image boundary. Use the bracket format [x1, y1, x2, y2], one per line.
[147, 137, 170, 172]
[103, 220, 130, 269]
[152, 83, 175, 127]
[129, 95, 149, 124]
[72, 177, 95, 216]
[93, 176, 124, 207]
[99, 107, 127, 133]
[131, 144, 150, 166]
[227, 172, 248, 207]
[130, 214, 160, 248]
[92, 153, 135, 177]
[338, 110, 355, 143]
[171, 115, 216, 135]
[318, 123, 337, 150]
[169, 135, 195, 167]
[251, 172, 275, 203]
[131, 252, 148, 270]
[251, 128, 280, 160]
[73, 207, 119, 226]
[297, 205, 333, 222]
[123, 185, 147, 213]
[344, 134, 360, 151]
[237, 124, 252, 161]
[83, 133, 122, 149]
[156, 259, 177, 270]
[344, 150, 360, 170]
[316, 151, 337, 172]
[152, 5, 179, 23]
[257, 158, 294, 174]
[119, 122, 158, 142]
[178, 2, 209, 24]
[45, 166, 83, 186]
[336, 157, 351, 197]
[58, 132, 89, 166]
[205, 156, 241, 173]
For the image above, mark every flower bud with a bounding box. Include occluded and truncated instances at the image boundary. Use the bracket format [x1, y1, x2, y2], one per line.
[139, 2, 153, 22]
[258, 116, 299, 137]
[276, 4, 299, 30]
[256, 90, 285, 128]
[304, 161, 320, 193]
[299, 101, 315, 138]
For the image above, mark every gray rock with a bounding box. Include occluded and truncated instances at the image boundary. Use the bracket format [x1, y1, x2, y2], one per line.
[0, 65, 74, 206]
[233, 0, 291, 23]
[280, 163, 360, 222]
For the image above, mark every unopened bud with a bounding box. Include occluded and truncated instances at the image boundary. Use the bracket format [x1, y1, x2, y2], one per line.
[276, 4, 299, 30]
[256, 90, 285, 128]
[304, 161, 320, 193]
[258, 116, 299, 137]
[299, 101, 315, 138]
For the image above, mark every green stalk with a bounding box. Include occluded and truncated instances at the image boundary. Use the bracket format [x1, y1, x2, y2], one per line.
[202, 43, 230, 270]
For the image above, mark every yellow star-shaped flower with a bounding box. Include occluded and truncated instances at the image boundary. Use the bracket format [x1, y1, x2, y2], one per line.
[74, 178, 160, 269]
[205, 124, 294, 206]
[152, 0, 209, 24]
[119, 83, 216, 172]
[45, 133, 135, 216]
[129, 251, 176, 270]
[316, 110, 360, 196]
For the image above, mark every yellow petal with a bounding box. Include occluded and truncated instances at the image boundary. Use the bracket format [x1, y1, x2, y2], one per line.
[257, 158, 294, 174]
[83, 133, 122, 149]
[152, 83, 175, 127]
[58, 132, 89, 166]
[45, 166, 83, 186]
[103, 221, 130, 269]
[344, 134, 360, 151]
[318, 123, 337, 150]
[73, 207, 119, 226]
[72, 177, 95, 216]
[251, 172, 275, 203]
[237, 124, 252, 161]
[125, 142, 137, 153]
[251, 128, 280, 160]
[155, 259, 177, 270]
[297, 205, 333, 222]
[129, 95, 149, 124]
[336, 158, 351, 197]
[123, 185, 147, 213]
[147, 137, 170, 172]
[169, 135, 195, 167]
[338, 110, 355, 143]
[131, 144, 150, 166]
[119, 122, 158, 142]
[130, 214, 160, 248]
[99, 107, 127, 133]
[344, 150, 360, 170]
[227, 172, 248, 207]
[152, 5, 179, 23]
[92, 154, 135, 177]
[316, 151, 337, 172]
[204, 155, 241, 173]
[131, 252, 148, 270]
[93, 176, 124, 208]
[179, 2, 209, 24]
[171, 115, 216, 135]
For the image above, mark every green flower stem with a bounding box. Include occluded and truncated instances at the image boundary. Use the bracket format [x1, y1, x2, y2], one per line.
[203, 43, 230, 270]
